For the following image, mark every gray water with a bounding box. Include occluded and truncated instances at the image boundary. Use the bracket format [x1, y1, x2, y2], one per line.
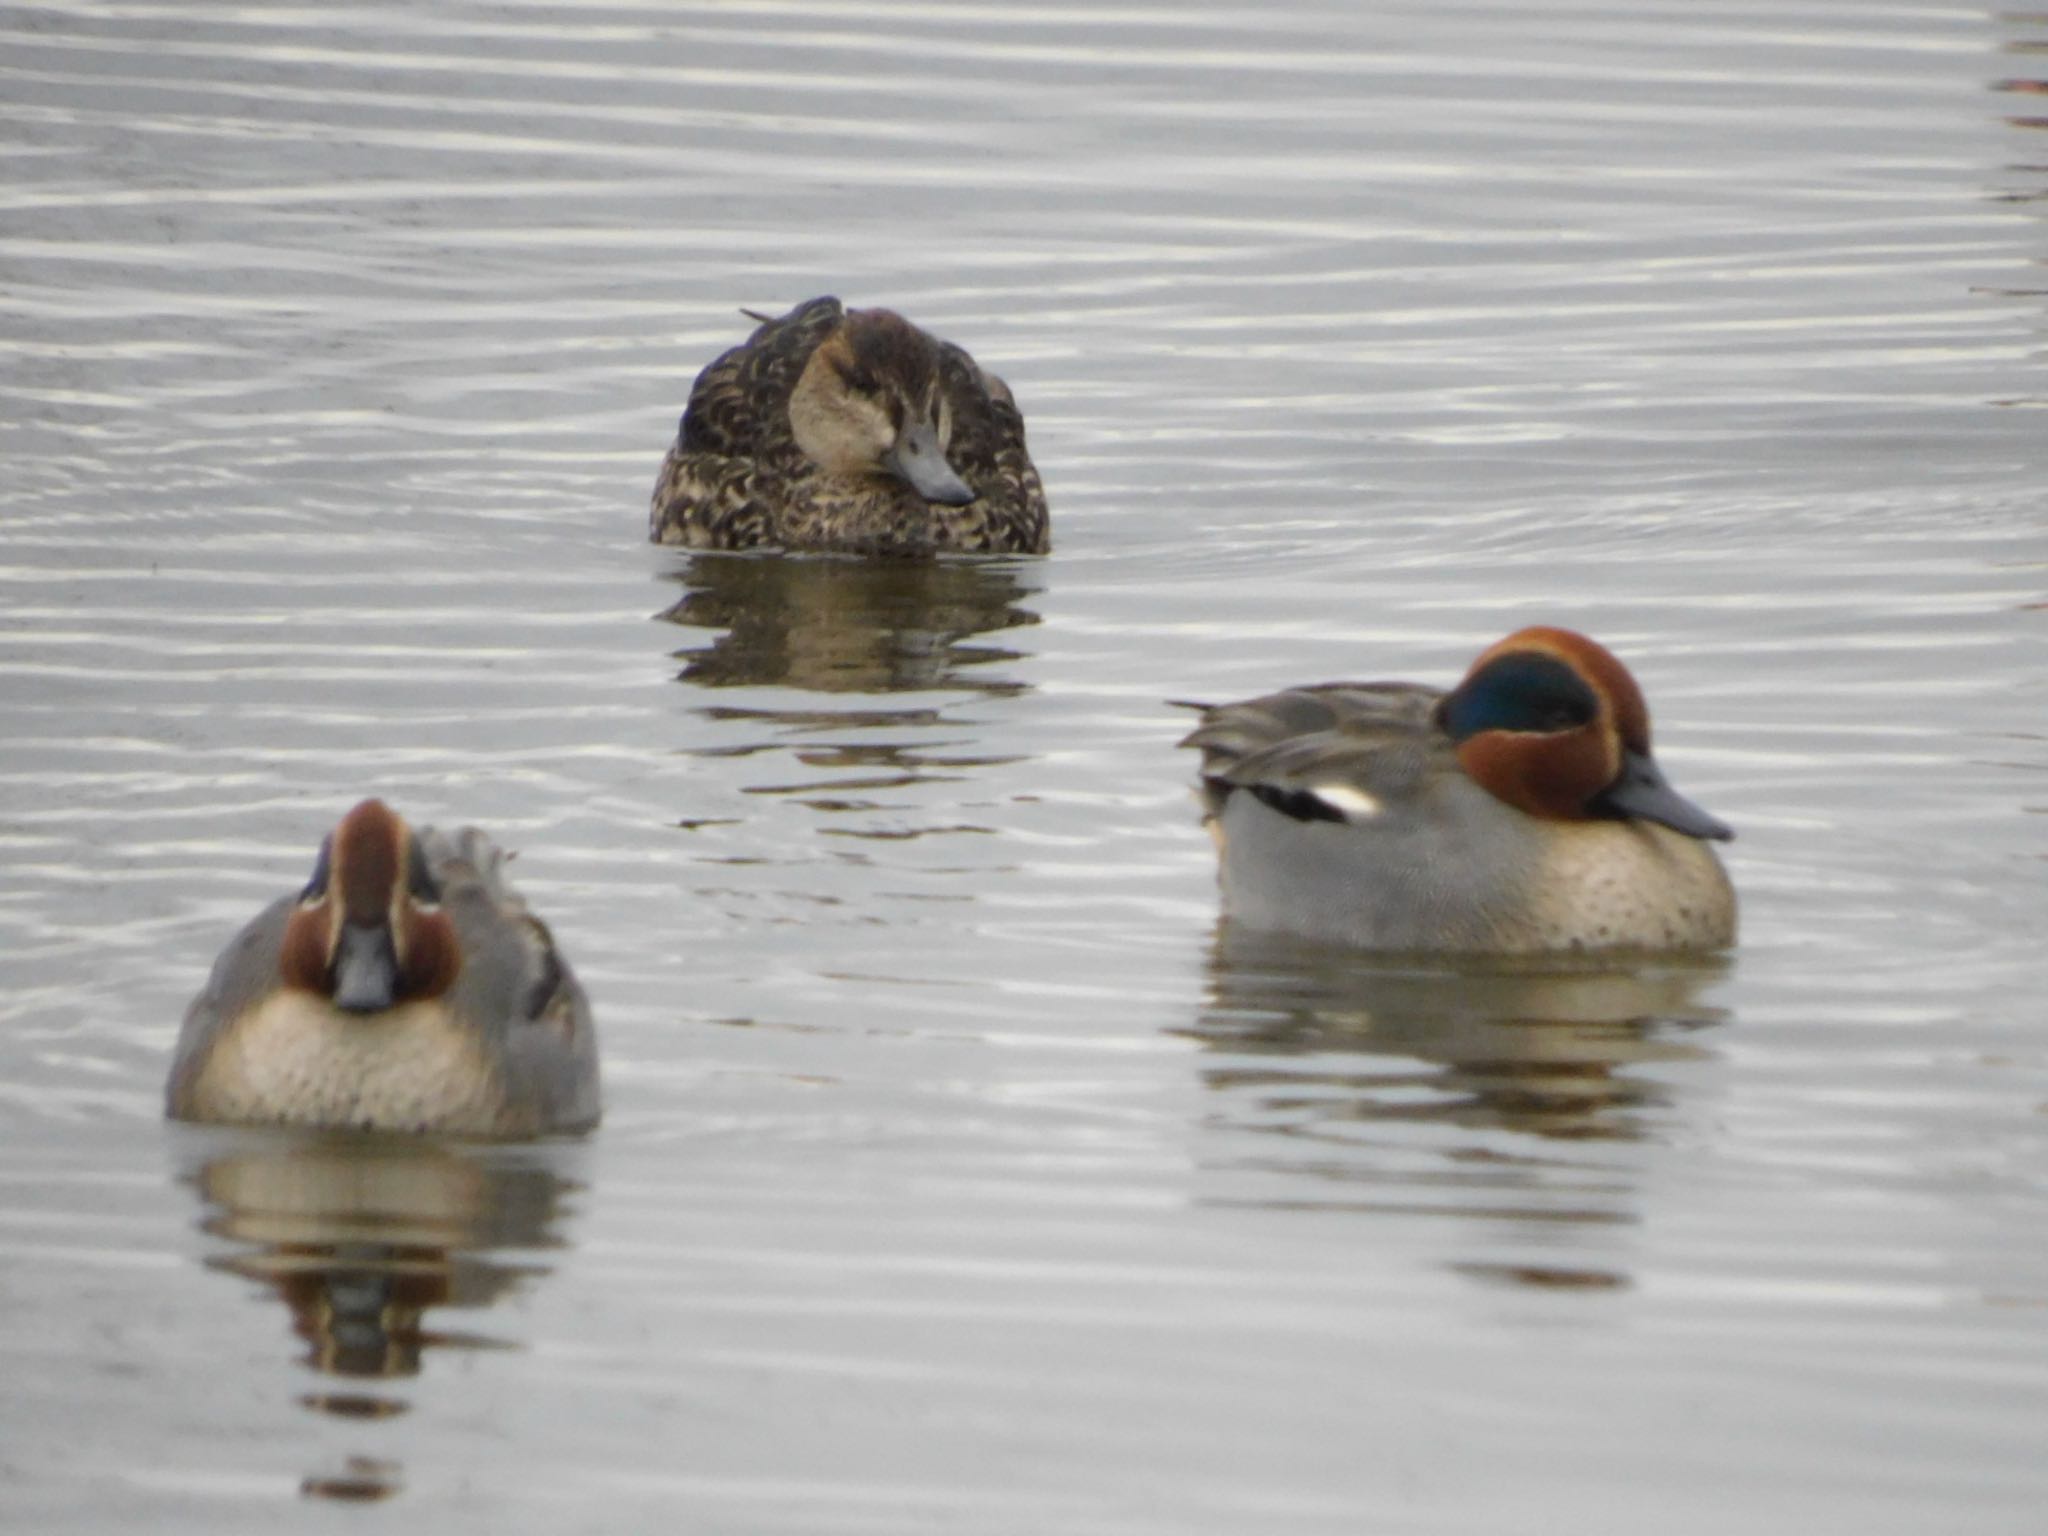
[2, 1, 2045, 1530]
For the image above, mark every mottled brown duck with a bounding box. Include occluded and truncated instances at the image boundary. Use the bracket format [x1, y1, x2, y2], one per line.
[649, 296, 1049, 556]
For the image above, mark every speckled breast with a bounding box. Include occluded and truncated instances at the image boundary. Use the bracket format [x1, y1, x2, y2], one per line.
[178, 992, 511, 1136]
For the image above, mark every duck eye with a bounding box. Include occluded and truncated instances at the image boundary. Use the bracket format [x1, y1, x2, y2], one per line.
[1537, 699, 1594, 731]
[831, 356, 877, 395]
[301, 835, 334, 904]
[406, 838, 442, 907]
[1442, 653, 1601, 741]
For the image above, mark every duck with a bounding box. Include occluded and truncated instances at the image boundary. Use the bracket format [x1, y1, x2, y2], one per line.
[1177, 627, 1738, 954]
[649, 296, 1049, 556]
[166, 799, 599, 1137]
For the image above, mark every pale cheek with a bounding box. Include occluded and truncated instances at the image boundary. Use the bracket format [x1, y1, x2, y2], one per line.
[839, 400, 893, 464]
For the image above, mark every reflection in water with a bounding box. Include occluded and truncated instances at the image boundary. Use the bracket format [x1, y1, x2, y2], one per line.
[658, 553, 1041, 835]
[1997, 12, 2048, 147]
[1183, 923, 1730, 1287]
[183, 1135, 577, 1503]
[1994, 12, 2048, 402]
[657, 552, 1039, 695]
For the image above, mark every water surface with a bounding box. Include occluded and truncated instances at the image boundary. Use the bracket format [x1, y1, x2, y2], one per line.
[2, 1, 2044, 1531]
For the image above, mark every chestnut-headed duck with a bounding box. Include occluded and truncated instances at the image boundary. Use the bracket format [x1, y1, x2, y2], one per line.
[166, 800, 598, 1137]
[1178, 627, 1737, 954]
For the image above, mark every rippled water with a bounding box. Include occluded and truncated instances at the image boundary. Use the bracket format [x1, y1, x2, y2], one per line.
[3, 1, 2045, 1530]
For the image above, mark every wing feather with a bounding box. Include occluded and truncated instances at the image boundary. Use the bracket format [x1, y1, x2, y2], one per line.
[1179, 682, 1448, 823]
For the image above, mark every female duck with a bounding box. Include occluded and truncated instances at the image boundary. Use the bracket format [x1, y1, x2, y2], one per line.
[1179, 627, 1737, 954]
[649, 296, 1049, 556]
[166, 799, 599, 1137]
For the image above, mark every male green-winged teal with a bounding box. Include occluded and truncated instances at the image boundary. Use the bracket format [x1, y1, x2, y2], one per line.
[1179, 627, 1737, 953]
[166, 800, 598, 1137]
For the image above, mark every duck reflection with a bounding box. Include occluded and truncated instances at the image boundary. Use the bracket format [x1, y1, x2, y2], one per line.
[1994, 12, 2048, 390]
[1995, 12, 2048, 159]
[1182, 923, 1730, 1287]
[657, 553, 1042, 835]
[181, 1134, 579, 1501]
[657, 551, 1039, 695]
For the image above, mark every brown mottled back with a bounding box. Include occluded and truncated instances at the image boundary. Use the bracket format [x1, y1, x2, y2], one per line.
[679, 296, 842, 462]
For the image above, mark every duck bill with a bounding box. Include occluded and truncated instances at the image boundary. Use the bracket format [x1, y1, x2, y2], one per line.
[1596, 748, 1734, 842]
[887, 422, 976, 506]
[330, 921, 400, 1012]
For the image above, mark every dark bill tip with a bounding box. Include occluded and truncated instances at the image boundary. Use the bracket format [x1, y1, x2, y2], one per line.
[1597, 748, 1735, 842]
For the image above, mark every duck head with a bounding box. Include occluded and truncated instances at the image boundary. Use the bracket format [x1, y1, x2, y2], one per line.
[787, 308, 977, 505]
[1436, 627, 1733, 841]
[278, 800, 463, 1013]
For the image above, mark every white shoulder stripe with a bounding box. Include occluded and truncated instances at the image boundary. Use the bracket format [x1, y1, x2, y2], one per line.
[1308, 784, 1383, 822]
